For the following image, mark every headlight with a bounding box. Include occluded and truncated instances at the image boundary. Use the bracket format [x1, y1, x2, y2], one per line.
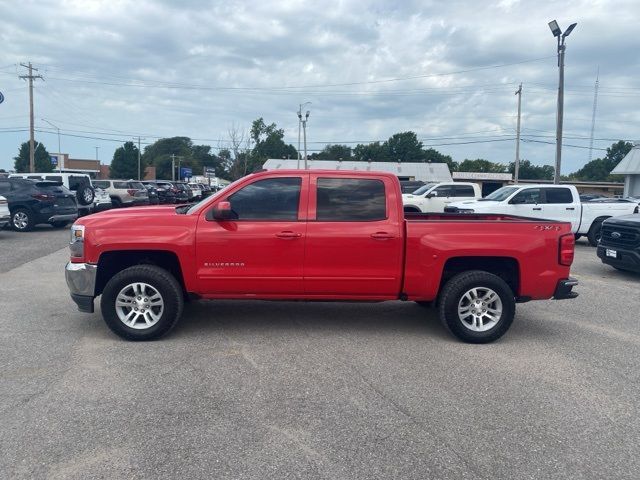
[69, 224, 85, 258]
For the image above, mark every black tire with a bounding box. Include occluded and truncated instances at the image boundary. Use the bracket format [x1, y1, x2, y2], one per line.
[111, 197, 122, 208]
[100, 265, 184, 341]
[51, 221, 68, 228]
[76, 185, 95, 206]
[438, 270, 516, 344]
[587, 220, 603, 247]
[11, 208, 35, 232]
[574, 234, 582, 241]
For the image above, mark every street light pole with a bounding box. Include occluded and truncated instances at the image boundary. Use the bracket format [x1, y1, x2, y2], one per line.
[42, 119, 62, 172]
[297, 102, 311, 169]
[549, 20, 577, 184]
[302, 110, 310, 169]
[514, 84, 522, 183]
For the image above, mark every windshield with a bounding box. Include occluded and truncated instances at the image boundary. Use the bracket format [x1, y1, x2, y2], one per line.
[481, 186, 519, 201]
[411, 183, 437, 195]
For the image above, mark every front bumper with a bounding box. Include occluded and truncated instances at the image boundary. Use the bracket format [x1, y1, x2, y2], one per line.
[65, 262, 97, 313]
[553, 277, 579, 300]
[597, 245, 640, 272]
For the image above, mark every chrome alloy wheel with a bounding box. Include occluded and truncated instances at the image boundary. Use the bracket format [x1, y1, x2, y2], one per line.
[13, 211, 29, 230]
[457, 287, 503, 332]
[115, 282, 164, 330]
[83, 190, 93, 202]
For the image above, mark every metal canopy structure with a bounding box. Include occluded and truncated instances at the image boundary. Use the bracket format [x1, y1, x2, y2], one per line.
[263, 159, 452, 182]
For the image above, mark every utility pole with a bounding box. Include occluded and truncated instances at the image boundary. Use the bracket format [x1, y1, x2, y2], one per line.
[297, 102, 311, 169]
[514, 83, 522, 183]
[19, 62, 43, 173]
[588, 67, 599, 163]
[135, 136, 145, 180]
[301, 110, 310, 169]
[171, 154, 176, 181]
[297, 105, 302, 169]
[95, 146, 99, 162]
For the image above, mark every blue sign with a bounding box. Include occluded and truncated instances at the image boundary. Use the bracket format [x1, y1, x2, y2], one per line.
[180, 167, 192, 179]
[50, 155, 58, 166]
[0, 91, 4, 104]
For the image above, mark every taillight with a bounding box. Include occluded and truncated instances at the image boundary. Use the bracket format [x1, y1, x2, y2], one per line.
[127, 189, 137, 196]
[32, 193, 55, 201]
[559, 233, 575, 266]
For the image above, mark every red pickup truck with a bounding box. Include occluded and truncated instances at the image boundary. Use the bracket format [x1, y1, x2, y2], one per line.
[65, 170, 578, 343]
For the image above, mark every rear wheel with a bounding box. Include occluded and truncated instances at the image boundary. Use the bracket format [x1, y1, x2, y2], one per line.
[100, 265, 184, 341]
[11, 208, 34, 232]
[111, 197, 122, 208]
[438, 270, 515, 343]
[587, 220, 604, 247]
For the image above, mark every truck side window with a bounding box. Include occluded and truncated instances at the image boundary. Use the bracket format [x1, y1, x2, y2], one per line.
[316, 178, 386, 221]
[433, 185, 452, 197]
[228, 177, 301, 220]
[511, 188, 541, 204]
[454, 185, 475, 197]
[544, 188, 573, 204]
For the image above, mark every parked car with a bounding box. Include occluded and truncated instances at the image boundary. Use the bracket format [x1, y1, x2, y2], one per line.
[403, 182, 481, 213]
[0, 195, 9, 229]
[0, 177, 78, 231]
[188, 183, 203, 200]
[447, 184, 640, 246]
[93, 187, 113, 212]
[198, 183, 213, 198]
[597, 214, 640, 273]
[93, 180, 150, 208]
[140, 183, 160, 205]
[65, 169, 577, 344]
[154, 181, 188, 204]
[9, 172, 95, 215]
[174, 182, 194, 202]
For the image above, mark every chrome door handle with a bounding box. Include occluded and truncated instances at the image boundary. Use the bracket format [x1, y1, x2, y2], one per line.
[370, 232, 395, 240]
[276, 231, 302, 239]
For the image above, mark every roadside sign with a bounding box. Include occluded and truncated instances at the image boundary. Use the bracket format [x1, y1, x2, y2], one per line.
[50, 155, 58, 166]
[0, 91, 4, 104]
[180, 167, 192, 180]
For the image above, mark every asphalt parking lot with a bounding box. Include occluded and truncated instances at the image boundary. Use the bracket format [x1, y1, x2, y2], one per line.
[0, 234, 638, 479]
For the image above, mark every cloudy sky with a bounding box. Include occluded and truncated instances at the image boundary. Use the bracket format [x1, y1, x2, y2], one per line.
[0, 0, 638, 174]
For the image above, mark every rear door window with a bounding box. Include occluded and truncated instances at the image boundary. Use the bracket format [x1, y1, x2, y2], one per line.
[544, 188, 573, 204]
[114, 181, 128, 189]
[316, 178, 386, 221]
[453, 185, 475, 197]
[93, 181, 109, 189]
[433, 185, 453, 197]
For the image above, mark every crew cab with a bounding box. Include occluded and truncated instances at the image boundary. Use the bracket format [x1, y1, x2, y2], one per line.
[447, 184, 640, 246]
[65, 170, 577, 344]
[597, 214, 640, 273]
[403, 182, 480, 213]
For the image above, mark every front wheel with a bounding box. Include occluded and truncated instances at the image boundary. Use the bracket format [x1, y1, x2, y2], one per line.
[100, 265, 184, 341]
[11, 208, 34, 232]
[587, 220, 603, 247]
[438, 271, 515, 343]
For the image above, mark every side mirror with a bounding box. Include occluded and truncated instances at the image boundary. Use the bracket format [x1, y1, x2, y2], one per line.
[426, 192, 437, 198]
[207, 201, 235, 221]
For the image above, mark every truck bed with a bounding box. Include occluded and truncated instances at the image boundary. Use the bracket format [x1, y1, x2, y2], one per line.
[404, 211, 567, 223]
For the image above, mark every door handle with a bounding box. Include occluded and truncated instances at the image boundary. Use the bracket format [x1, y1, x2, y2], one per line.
[370, 232, 395, 240]
[566, 207, 575, 210]
[532, 207, 542, 211]
[276, 231, 302, 239]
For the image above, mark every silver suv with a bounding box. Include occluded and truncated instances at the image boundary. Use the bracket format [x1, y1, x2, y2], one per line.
[93, 180, 150, 208]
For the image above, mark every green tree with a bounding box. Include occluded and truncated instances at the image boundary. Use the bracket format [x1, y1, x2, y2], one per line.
[110, 141, 142, 179]
[310, 144, 352, 160]
[423, 148, 457, 172]
[250, 117, 298, 162]
[569, 140, 632, 181]
[14, 141, 53, 173]
[353, 141, 387, 162]
[142, 137, 197, 180]
[458, 158, 506, 173]
[508, 159, 554, 180]
[383, 132, 425, 162]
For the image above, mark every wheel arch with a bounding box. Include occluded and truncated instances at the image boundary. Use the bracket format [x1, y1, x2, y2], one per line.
[95, 250, 186, 297]
[440, 256, 520, 297]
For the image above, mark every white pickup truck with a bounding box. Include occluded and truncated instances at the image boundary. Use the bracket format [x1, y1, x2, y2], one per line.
[447, 184, 640, 246]
[402, 182, 481, 213]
